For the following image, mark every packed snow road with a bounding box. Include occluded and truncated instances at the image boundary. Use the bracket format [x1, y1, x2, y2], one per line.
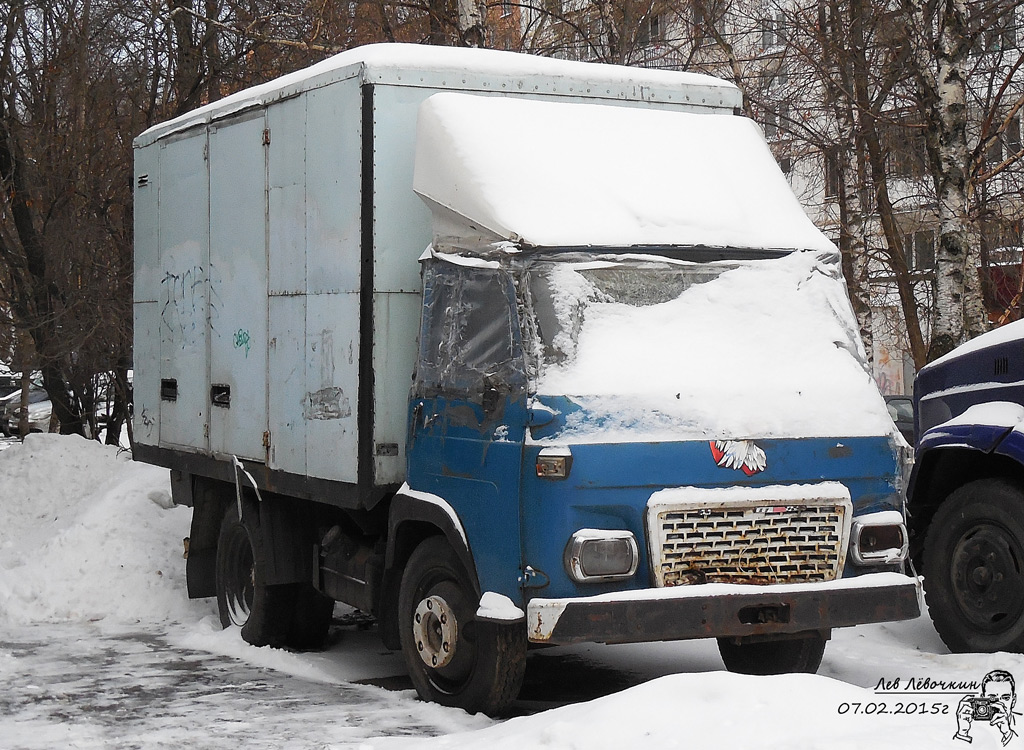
[3, 435, 1024, 750]
[0, 623, 445, 749]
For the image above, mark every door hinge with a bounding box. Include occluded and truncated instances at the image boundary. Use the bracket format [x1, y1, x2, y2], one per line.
[262, 128, 271, 146]
[262, 430, 271, 448]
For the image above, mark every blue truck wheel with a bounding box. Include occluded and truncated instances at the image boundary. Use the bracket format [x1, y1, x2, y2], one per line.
[397, 537, 526, 715]
[923, 478, 1024, 653]
[717, 632, 827, 675]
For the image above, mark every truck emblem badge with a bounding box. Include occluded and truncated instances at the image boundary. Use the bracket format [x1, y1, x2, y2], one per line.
[710, 440, 767, 476]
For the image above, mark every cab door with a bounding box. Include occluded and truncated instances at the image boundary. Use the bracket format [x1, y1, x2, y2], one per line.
[406, 257, 528, 603]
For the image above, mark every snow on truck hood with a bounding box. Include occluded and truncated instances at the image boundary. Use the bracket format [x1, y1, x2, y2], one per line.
[413, 93, 837, 252]
[523, 251, 896, 442]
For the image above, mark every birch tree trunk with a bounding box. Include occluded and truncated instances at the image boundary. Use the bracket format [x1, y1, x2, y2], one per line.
[457, 0, 486, 47]
[902, 0, 985, 361]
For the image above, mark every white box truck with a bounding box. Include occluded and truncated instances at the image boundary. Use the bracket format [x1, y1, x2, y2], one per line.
[134, 43, 919, 715]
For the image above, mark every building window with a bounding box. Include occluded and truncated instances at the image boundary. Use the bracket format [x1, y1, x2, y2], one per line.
[638, 13, 664, 45]
[973, 6, 1018, 54]
[760, 12, 787, 49]
[880, 115, 928, 178]
[986, 116, 1023, 167]
[905, 231, 935, 271]
[824, 148, 841, 198]
[693, 3, 707, 28]
[763, 105, 789, 140]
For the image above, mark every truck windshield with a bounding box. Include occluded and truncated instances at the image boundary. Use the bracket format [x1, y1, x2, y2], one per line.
[520, 250, 893, 441]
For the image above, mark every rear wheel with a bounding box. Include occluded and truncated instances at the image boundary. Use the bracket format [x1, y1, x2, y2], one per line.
[923, 478, 1024, 653]
[398, 537, 526, 715]
[215, 503, 298, 648]
[717, 631, 828, 675]
[287, 585, 335, 651]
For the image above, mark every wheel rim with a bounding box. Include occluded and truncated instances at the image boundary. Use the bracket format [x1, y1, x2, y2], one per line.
[412, 595, 458, 668]
[222, 523, 255, 627]
[410, 578, 475, 694]
[950, 521, 1024, 634]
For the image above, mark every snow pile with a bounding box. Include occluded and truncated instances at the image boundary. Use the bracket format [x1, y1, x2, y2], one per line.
[370, 672, 955, 750]
[535, 251, 894, 441]
[415, 93, 835, 252]
[0, 434, 204, 627]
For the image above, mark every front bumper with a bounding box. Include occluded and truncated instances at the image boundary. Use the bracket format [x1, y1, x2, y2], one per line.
[526, 572, 920, 645]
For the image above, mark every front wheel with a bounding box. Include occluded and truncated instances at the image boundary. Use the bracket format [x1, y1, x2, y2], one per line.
[923, 478, 1024, 653]
[398, 537, 526, 715]
[717, 631, 828, 675]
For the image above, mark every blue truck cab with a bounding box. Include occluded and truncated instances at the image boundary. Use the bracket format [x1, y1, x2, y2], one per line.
[909, 320, 1024, 653]
[132, 45, 919, 717]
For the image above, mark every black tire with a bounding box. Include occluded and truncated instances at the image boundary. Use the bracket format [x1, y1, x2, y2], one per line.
[286, 585, 336, 651]
[923, 478, 1024, 653]
[717, 631, 828, 675]
[398, 537, 526, 716]
[215, 502, 293, 648]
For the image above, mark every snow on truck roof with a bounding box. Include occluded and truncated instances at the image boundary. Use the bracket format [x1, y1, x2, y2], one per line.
[414, 93, 837, 252]
[924, 317, 1024, 371]
[135, 43, 741, 146]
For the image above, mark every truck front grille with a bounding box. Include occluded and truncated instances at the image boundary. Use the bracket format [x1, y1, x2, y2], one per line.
[648, 488, 852, 586]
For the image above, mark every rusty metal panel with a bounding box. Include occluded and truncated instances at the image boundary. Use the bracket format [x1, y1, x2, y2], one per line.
[267, 295, 306, 475]
[266, 94, 308, 476]
[157, 129, 210, 453]
[133, 301, 161, 447]
[306, 79, 361, 295]
[371, 291, 420, 484]
[268, 95, 306, 297]
[208, 110, 269, 461]
[133, 144, 161, 448]
[305, 292, 359, 483]
[370, 84, 433, 296]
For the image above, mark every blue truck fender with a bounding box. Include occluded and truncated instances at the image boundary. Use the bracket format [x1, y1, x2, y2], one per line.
[909, 403, 1024, 544]
[916, 401, 1024, 455]
[378, 483, 481, 649]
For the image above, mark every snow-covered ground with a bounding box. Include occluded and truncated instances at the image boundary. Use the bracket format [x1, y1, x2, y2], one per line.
[1, 435, 1021, 749]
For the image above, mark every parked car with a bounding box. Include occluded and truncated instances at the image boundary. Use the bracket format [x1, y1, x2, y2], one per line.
[885, 395, 915, 445]
[0, 374, 21, 399]
[12, 397, 52, 435]
[0, 387, 50, 436]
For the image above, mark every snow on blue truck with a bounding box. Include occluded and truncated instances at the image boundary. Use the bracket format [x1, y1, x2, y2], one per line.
[910, 320, 1024, 654]
[132, 43, 920, 715]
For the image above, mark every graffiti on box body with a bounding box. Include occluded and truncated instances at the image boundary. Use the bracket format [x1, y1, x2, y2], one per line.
[233, 329, 251, 357]
[160, 265, 222, 348]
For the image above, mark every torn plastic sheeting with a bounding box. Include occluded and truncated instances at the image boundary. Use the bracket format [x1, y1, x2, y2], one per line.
[414, 260, 527, 405]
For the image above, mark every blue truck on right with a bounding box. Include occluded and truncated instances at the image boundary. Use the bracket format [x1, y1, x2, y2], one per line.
[910, 319, 1024, 652]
